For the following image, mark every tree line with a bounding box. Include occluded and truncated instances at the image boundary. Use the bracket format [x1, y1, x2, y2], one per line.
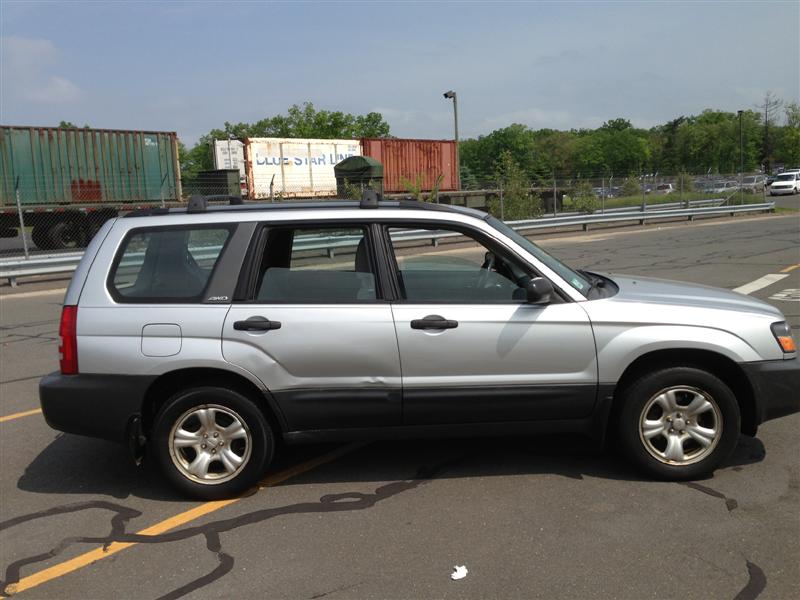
[179, 102, 391, 179]
[175, 94, 799, 183]
[461, 93, 799, 184]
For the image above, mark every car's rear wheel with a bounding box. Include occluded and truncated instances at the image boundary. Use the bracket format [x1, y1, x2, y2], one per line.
[617, 367, 740, 480]
[151, 386, 274, 499]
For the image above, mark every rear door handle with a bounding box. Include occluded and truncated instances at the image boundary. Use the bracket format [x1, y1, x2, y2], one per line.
[410, 315, 459, 330]
[234, 316, 282, 331]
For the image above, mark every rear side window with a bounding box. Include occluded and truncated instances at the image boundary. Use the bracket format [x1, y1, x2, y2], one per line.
[110, 226, 232, 302]
[252, 226, 377, 302]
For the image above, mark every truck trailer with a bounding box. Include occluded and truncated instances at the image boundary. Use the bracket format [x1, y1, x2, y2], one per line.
[0, 126, 182, 250]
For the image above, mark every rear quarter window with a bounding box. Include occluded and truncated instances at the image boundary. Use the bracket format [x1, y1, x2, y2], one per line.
[109, 225, 233, 303]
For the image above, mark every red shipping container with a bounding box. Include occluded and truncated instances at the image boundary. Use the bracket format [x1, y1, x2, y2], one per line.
[360, 138, 458, 193]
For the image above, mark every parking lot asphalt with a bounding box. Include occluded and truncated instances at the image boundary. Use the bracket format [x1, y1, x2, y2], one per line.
[1, 212, 798, 599]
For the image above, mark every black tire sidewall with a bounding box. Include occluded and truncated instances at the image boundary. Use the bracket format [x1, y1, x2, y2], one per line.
[151, 386, 274, 499]
[47, 221, 88, 249]
[617, 367, 740, 480]
[31, 225, 54, 250]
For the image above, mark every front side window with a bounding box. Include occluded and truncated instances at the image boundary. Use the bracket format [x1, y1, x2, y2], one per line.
[387, 226, 531, 303]
[485, 216, 590, 295]
[254, 226, 376, 302]
[111, 226, 232, 302]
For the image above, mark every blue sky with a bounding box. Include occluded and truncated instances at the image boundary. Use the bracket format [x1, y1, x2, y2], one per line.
[2, 1, 798, 146]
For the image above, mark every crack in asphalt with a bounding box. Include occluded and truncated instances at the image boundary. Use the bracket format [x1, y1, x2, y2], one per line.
[309, 580, 364, 599]
[676, 481, 770, 598]
[0, 373, 48, 385]
[0, 456, 466, 598]
[0, 320, 58, 331]
[733, 560, 767, 600]
[0, 501, 141, 590]
[0, 331, 58, 345]
[680, 482, 739, 512]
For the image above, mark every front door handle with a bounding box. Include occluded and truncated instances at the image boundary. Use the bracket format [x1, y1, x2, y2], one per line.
[410, 315, 459, 330]
[234, 316, 282, 331]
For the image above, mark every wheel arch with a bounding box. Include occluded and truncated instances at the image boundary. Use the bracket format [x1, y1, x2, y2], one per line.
[608, 348, 758, 436]
[140, 367, 287, 436]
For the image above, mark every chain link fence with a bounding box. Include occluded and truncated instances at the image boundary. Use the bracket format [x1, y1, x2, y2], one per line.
[0, 171, 772, 259]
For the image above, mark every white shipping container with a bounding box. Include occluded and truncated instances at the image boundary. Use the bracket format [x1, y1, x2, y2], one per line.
[244, 138, 362, 198]
[212, 140, 246, 178]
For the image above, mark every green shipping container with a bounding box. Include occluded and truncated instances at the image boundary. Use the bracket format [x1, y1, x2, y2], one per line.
[0, 126, 181, 207]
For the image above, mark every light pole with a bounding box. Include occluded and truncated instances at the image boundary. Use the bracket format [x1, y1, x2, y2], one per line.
[443, 90, 460, 190]
[737, 110, 744, 204]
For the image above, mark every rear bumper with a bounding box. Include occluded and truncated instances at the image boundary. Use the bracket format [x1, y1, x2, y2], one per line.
[39, 372, 155, 443]
[741, 358, 800, 425]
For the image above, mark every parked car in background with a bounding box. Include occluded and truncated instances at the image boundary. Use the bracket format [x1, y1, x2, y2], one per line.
[741, 175, 765, 194]
[592, 187, 617, 199]
[655, 184, 675, 194]
[769, 172, 800, 195]
[710, 181, 738, 194]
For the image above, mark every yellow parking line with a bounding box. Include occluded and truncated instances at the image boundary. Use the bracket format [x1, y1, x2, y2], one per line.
[0, 408, 42, 423]
[1, 442, 363, 598]
[780, 263, 800, 273]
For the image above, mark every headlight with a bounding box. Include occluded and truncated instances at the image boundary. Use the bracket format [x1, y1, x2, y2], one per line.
[771, 322, 797, 353]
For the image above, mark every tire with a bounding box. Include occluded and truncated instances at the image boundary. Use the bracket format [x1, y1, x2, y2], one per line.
[151, 386, 275, 499]
[47, 220, 88, 249]
[616, 367, 740, 480]
[31, 225, 55, 250]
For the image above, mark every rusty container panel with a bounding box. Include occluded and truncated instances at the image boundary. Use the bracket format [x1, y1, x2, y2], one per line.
[360, 138, 457, 193]
[0, 125, 181, 207]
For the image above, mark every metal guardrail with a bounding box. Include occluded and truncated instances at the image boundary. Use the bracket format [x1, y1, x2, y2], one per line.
[0, 202, 775, 287]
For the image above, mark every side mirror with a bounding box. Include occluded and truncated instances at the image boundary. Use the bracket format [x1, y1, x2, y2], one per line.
[525, 277, 553, 304]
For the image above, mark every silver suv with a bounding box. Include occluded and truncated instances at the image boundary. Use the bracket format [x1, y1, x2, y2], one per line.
[40, 196, 799, 498]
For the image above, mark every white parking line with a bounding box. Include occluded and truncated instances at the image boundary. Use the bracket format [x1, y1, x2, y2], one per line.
[732, 274, 789, 295]
[769, 288, 800, 302]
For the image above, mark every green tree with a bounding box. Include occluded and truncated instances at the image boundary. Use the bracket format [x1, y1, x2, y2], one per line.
[775, 102, 800, 167]
[621, 176, 641, 197]
[569, 181, 599, 213]
[185, 103, 392, 174]
[400, 173, 444, 202]
[487, 151, 542, 219]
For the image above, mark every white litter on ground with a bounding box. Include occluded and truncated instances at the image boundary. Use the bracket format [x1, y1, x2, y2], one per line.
[451, 565, 468, 580]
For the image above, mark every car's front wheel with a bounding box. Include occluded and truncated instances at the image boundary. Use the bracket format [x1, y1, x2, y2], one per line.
[151, 386, 274, 499]
[617, 367, 740, 480]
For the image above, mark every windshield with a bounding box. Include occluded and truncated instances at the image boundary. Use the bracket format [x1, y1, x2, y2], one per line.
[743, 177, 756, 183]
[486, 216, 591, 295]
[776, 173, 795, 181]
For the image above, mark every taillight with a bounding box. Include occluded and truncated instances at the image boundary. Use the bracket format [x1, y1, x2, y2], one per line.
[59, 305, 78, 374]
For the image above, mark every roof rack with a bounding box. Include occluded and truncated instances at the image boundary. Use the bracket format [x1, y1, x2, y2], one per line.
[359, 189, 381, 209]
[187, 194, 243, 213]
[122, 194, 485, 219]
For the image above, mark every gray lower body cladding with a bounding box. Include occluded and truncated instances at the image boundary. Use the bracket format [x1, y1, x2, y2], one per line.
[740, 357, 800, 424]
[39, 372, 156, 443]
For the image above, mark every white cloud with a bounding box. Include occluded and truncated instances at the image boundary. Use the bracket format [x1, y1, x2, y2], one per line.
[26, 76, 83, 103]
[1, 36, 83, 105]
[2, 36, 58, 72]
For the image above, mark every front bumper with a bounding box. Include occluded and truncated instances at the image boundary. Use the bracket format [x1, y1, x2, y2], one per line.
[741, 357, 800, 425]
[39, 372, 155, 443]
[769, 187, 796, 195]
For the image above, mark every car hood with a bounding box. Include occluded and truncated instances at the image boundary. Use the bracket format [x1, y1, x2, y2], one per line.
[602, 273, 782, 317]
